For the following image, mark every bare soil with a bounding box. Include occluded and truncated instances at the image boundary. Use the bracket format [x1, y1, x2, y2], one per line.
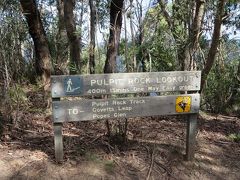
[0, 92, 240, 179]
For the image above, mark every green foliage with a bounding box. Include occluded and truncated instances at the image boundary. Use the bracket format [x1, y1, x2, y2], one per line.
[144, 26, 176, 71]
[202, 66, 233, 113]
[0, 1, 29, 82]
[80, 49, 90, 74]
[0, 0, 240, 117]
[80, 47, 106, 74]
[7, 84, 29, 111]
[228, 133, 240, 142]
[138, 3, 180, 72]
[202, 38, 240, 114]
[68, 63, 79, 74]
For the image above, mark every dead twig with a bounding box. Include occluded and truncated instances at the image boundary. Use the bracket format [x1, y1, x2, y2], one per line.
[214, 140, 232, 145]
[154, 160, 172, 176]
[3, 141, 23, 145]
[146, 146, 155, 180]
[102, 140, 114, 153]
[15, 126, 38, 134]
[89, 133, 104, 144]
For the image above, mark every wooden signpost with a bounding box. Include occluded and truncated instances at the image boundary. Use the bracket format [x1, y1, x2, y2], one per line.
[51, 71, 201, 162]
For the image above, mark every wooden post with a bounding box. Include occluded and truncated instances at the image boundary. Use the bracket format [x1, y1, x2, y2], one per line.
[54, 122, 63, 162]
[52, 97, 63, 162]
[186, 114, 198, 161]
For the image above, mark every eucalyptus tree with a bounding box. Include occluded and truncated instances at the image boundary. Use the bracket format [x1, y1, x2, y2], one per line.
[104, 0, 124, 73]
[20, 0, 52, 90]
[129, 0, 137, 71]
[158, 0, 205, 71]
[157, 0, 228, 93]
[56, 0, 68, 74]
[64, 0, 81, 74]
[135, 0, 145, 71]
[218, 2, 240, 112]
[201, 0, 227, 92]
[103, 0, 126, 139]
[89, 0, 96, 74]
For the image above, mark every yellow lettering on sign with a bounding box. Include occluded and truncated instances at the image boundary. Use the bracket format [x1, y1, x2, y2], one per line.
[176, 96, 191, 113]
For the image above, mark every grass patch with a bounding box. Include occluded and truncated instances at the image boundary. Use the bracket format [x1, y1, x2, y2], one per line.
[84, 152, 115, 173]
[228, 133, 240, 142]
[104, 160, 115, 174]
[85, 152, 100, 162]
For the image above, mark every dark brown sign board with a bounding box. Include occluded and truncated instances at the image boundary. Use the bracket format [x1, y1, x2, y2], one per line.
[51, 71, 201, 97]
[52, 94, 200, 122]
[51, 71, 201, 162]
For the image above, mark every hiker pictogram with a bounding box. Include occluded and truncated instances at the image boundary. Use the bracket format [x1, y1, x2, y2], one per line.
[64, 77, 82, 94]
[66, 79, 73, 92]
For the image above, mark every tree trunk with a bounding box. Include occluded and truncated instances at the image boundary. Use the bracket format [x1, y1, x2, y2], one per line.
[123, 2, 129, 72]
[201, 0, 226, 92]
[136, 0, 145, 72]
[229, 57, 240, 105]
[56, 0, 68, 74]
[130, 0, 137, 71]
[89, 0, 96, 74]
[64, 0, 81, 74]
[183, 0, 205, 70]
[104, 0, 125, 141]
[79, 0, 84, 71]
[104, 0, 124, 73]
[20, 0, 51, 90]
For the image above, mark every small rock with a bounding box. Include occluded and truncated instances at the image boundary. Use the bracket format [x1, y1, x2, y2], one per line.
[69, 160, 77, 166]
[5, 134, 10, 140]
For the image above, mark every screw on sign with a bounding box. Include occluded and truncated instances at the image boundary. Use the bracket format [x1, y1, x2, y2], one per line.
[176, 96, 191, 112]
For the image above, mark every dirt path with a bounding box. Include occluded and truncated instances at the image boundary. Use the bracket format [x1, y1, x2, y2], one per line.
[0, 112, 240, 180]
